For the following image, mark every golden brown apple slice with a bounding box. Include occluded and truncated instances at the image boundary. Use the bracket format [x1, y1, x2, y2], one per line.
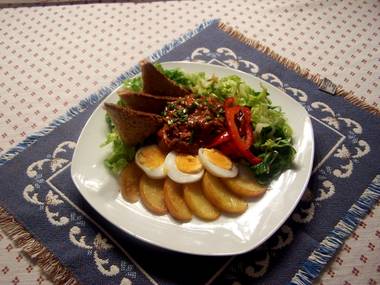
[164, 179, 192, 222]
[202, 172, 248, 214]
[119, 162, 144, 203]
[139, 174, 167, 215]
[221, 165, 267, 198]
[183, 181, 220, 221]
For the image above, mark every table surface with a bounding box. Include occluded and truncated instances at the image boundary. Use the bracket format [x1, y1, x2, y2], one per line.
[0, 0, 379, 284]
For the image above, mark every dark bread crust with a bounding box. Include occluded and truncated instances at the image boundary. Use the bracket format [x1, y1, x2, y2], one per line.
[140, 60, 190, 98]
[104, 103, 163, 146]
[103, 60, 192, 147]
[118, 89, 176, 114]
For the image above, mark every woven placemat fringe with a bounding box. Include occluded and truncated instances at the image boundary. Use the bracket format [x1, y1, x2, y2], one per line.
[217, 22, 380, 116]
[0, 207, 79, 285]
[0, 19, 220, 284]
[290, 174, 380, 285]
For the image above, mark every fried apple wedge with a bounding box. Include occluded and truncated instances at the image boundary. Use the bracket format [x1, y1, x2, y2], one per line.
[139, 174, 167, 215]
[119, 162, 143, 203]
[164, 179, 192, 222]
[183, 182, 220, 221]
[202, 172, 248, 214]
[221, 165, 267, 198]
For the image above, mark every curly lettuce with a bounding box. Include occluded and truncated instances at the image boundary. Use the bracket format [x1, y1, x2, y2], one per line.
[123, 76, 142, 92]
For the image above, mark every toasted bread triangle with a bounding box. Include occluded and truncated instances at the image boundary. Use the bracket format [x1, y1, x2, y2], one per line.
[104, 103, 163, 146]
[140, 60, 190, 97]
[117, 89, 176, 114]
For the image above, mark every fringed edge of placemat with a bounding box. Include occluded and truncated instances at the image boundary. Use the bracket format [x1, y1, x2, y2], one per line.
[0, 18, 219, 167]
[217, 22, 380, 117]
[0, 18, 219, 284]
[290, 175, 380, 285]
[218, 22, 380, 284]
[0, 207, 79, 285]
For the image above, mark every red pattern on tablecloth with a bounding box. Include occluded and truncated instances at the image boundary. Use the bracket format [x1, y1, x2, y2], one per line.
[316, 200, 380, 284]
[0, 1, 379, 284]
[0, 0, 379, 154]
[0, 232, 50, 284]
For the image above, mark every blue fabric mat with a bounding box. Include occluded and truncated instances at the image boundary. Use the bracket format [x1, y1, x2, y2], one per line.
[1, 20, 379, 285]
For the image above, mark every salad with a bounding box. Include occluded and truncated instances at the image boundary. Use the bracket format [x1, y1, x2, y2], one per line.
[102, 61, 296, 222]
[104, 63, 295, 183]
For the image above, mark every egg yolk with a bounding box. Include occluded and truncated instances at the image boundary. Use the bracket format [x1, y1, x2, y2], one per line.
[137, 145, 165, 169]
[175, 154, 202, 174]
[204, 149, 232, 170]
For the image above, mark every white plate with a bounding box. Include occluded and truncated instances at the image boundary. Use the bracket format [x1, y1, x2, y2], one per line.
[71, 61, 314, 256]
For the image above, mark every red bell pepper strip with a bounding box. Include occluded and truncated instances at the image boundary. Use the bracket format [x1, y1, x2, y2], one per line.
[225, 105, 252, 150]
[241, 106, 254, 147]
[220, 97, 262, 165]
[238, 147, 262, 165]
[218, 141, 241, 159]
[224, 97, 235, 108]
[208, 131, 231, 148]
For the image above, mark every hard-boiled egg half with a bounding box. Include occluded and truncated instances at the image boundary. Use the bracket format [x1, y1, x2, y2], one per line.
[135, 145, 166, 179]
[198, 148, 238, 178]
[135, 145, 239, 183]
[164, 152, 204, 184]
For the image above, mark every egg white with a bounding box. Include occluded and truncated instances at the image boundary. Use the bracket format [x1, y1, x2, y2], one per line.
[198, 148, 238, 178]
[135, 146, 166, 179]
[164, 151, 204, 184]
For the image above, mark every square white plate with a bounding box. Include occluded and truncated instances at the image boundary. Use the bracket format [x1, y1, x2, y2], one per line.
[71, 61, 314, 256]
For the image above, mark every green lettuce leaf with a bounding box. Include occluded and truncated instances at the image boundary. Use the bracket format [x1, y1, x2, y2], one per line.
[123, 76, 142, 92]
[196, 74, 295, 183]
[102, 114, 135, 175]
[251, 125, 296, 183]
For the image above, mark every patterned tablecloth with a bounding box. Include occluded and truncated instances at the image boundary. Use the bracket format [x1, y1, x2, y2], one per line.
[0, 1, 379, 284]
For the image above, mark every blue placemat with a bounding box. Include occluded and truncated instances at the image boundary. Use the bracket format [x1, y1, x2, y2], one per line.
[1, 20, 379, 285]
